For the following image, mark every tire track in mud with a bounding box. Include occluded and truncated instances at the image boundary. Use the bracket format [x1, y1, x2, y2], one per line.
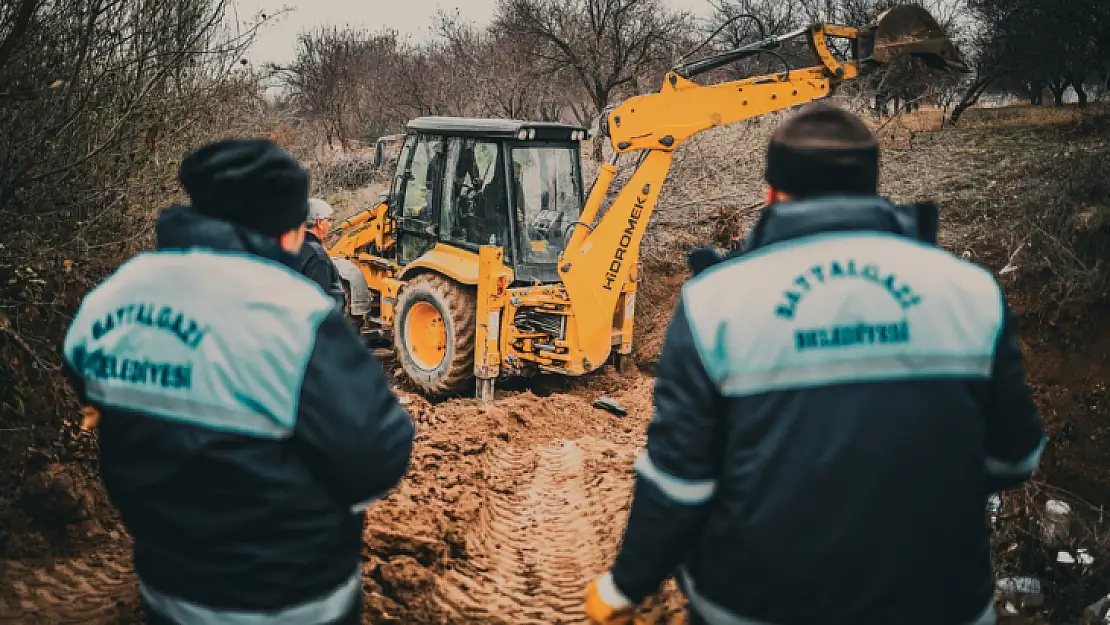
[0, 546, 139, 624]
[434, 437, 636, 624]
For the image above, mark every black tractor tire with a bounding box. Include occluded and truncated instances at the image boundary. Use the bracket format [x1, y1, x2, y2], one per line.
[393, 273, 476, 397]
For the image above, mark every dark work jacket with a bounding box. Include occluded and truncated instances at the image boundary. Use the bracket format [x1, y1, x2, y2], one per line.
[298, 231, 346, 309]
[60, 204, 414, 623]
[610, 196, 1046, 625]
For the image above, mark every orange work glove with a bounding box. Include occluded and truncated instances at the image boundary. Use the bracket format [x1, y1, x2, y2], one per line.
[585, 572, 638, 624]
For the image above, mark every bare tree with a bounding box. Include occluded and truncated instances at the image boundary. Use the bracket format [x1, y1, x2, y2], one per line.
[273, 27, 410, 148]
[494, 0, 692, 157]
[1, 0, 277, 498]
[436, 11, 568, 121]
[700, 0, 808, 82]
[0, 0, 270, 215]
[953, 0, 1110, 121]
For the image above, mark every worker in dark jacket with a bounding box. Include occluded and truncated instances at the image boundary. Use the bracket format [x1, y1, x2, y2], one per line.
[61, 139, 414, 625]
[585, 102, 1046, 625]
[299, 197, 346, 308]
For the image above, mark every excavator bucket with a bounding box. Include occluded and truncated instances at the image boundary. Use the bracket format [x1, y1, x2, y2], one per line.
[865, 5, 968, 72]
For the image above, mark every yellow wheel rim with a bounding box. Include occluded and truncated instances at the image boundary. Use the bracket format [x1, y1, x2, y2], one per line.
[406, 301, 447, 370]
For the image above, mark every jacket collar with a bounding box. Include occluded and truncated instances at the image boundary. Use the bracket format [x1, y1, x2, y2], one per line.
[155, 204, 299, 271]
[744, 195, 922, 253]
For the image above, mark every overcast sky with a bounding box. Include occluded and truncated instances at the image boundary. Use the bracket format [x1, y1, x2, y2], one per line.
[236, 0, 716, 65]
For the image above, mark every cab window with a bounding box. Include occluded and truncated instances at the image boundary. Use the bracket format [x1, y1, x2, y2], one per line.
[401, 134, 445, 221]
[510, 145, 583, 265]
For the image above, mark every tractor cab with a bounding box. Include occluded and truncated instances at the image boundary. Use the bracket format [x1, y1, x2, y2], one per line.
[386, 116, 589, 284]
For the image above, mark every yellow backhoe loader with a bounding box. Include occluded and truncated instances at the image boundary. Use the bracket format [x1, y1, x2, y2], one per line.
[327, 5, 965, 400]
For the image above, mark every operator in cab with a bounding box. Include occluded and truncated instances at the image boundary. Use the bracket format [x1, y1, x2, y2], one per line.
[61, 139, 415, 625]
[298, 197, 347, 309]
[585, 102, 1046, 625]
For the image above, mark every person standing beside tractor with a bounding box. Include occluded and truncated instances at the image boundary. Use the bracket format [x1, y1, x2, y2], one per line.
[298, 197, 347, 309]
[61, 139, 414, 625]
[585, 102, 1047, 625]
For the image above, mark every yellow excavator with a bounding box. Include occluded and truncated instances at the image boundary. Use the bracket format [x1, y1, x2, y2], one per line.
[326, 5, 965, 400]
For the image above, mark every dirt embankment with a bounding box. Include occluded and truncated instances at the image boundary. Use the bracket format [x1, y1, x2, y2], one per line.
[2, 111, 1110, 623]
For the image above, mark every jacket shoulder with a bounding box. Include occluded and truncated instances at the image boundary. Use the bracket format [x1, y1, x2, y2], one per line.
[299, 237, 329, 260]
[92, 249, 332, 312]
[681, 232, 1005, 395]
[64, 250, 335, 437]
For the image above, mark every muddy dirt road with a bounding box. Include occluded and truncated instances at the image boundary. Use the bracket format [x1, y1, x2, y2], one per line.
[0, 370, 686, 624]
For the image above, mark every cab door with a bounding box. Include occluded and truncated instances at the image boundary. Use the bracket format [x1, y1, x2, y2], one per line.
[391, 133, 446, 265]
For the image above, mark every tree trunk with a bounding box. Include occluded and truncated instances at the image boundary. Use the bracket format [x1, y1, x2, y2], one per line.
[950, 99, 973, 124]
[1075, 83, 1089, 108]
[1027, 82, 1044, 105]
[0, 0, 37, 71]
[1051, 87, 1066, 106]
[950, 74, 993, 125]
[592, 136, 604, 162]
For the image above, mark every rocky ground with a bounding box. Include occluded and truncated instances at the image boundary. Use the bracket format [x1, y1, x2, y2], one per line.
[2, 106, 1110, 623]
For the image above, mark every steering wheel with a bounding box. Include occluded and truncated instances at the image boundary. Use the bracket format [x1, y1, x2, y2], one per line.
[529, 208, 559, 240]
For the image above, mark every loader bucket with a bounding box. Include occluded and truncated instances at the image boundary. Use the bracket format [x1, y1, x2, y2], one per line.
[866, 5, 967, 72]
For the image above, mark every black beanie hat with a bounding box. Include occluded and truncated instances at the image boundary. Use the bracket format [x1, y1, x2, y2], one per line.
[178, 139, 310, 237]
[765, 102, 879, 198]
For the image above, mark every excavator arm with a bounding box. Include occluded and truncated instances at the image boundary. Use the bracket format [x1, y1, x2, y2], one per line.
[557, 5, 965, 368]
[329, 202, 393, 258]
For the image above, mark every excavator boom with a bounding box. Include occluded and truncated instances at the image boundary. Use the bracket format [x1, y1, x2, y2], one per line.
[557, 5, 964, 368]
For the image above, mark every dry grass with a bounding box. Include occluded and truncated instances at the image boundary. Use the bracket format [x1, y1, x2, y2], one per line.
[959, 104, 1110, 128]
[869, 103, 1110, 135]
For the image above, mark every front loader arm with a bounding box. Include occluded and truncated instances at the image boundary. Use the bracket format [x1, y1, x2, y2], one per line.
[328, 202, 393, 258]
[557, 8, 965, 369]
